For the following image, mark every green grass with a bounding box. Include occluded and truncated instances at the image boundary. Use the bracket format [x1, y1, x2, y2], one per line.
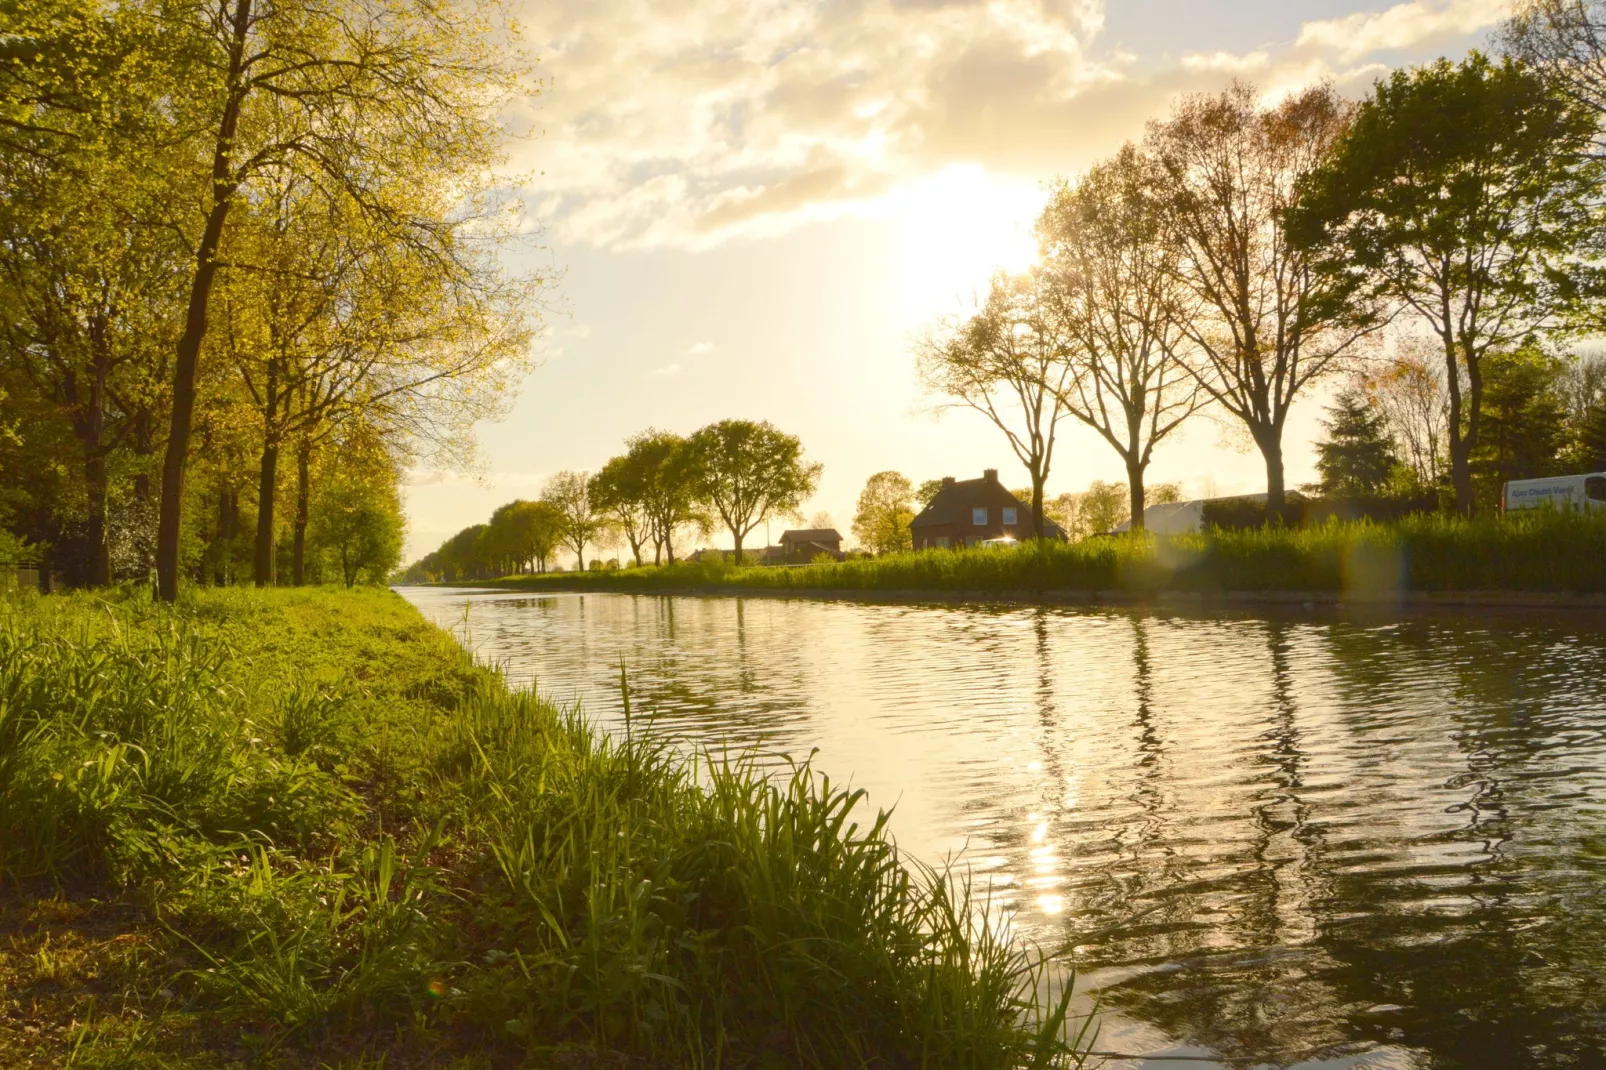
[0, 586, 1087, 1068]
[461, 510, 1606, 598]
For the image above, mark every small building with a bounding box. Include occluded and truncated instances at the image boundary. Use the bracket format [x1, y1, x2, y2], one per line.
[909, 470, 1061, 549]
[777, 528, 843, 563]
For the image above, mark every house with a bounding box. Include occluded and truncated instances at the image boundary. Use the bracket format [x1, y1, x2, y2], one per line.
[776, 528, 843, 563]
[909, 470, 1063, 549]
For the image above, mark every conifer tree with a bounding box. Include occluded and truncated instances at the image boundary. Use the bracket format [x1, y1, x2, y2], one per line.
[1315, 389, 1398, 497]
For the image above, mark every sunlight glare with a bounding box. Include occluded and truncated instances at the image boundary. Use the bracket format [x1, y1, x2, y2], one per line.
[880, 164, 1045, 324]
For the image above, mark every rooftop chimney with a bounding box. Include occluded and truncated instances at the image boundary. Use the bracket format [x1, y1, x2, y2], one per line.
[983, 468, 998, 483]
[941, 476, 956, 486]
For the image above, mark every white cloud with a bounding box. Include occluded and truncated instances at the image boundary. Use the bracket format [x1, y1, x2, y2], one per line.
[686, 341, 715, 355]
[509, 0, 1124, 249]
[1296, 0, 1507, 62]
[506, 0, 1505, 251]
[1182, 50, 1270, 74]
[652, 362, 683, 377]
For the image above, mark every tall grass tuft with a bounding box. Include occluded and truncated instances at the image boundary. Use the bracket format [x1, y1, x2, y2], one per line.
[0, 586, 1087, 1067]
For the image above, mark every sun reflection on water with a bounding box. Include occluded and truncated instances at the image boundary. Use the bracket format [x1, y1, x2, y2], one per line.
[400, 587, 1606, 1068]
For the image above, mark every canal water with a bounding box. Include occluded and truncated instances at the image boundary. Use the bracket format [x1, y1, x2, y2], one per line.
[398, 587, 1606, 1069]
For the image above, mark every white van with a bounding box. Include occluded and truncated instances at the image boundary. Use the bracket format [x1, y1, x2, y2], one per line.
[1503, 473, 1606, 512]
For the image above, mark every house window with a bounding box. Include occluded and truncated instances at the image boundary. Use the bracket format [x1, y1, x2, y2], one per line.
[1002, 507, 1017, 526]
[972, 507, 988, 526]
[936, 536, 950, 549]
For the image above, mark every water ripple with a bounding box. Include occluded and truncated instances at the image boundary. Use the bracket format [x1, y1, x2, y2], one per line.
[400, 588, 1606, 1069]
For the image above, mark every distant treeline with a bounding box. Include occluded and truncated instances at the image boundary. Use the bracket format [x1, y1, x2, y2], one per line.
[454, 509, 1606, 600]
[401, 420, 821, 582]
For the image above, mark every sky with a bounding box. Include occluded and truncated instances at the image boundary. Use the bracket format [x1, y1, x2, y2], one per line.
[401, 0, 1510, 562]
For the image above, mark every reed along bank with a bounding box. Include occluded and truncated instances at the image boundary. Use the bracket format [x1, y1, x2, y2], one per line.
[0, 586, 1083, 1068]
[453, 511, 1606, 603]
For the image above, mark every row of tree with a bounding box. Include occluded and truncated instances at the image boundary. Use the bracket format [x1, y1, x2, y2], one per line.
[1316, 347, 1606, 506]
[0, 0, 538, 594]
[401, 419, 822, 581]
[923, 4, 1606, 530]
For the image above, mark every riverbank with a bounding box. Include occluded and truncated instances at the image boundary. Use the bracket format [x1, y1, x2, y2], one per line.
[0, 587, 1081, 1068]
[442, 512, 1606, 605]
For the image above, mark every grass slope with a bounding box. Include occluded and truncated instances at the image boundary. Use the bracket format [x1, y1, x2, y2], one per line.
[458, 512, 1606, 598]
[0, 587, 1083, 1068]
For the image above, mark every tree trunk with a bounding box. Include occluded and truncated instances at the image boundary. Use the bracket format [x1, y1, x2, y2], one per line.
[155, 0, 253, 603]
[1127, 458, 1147, 532]
[1030, 471, 1046, 539]
[76, 350, 112, 587]
[84, 451, 111, 586]
[1449, 429, 1475, 516]
[1259, 431, 1286, 519]
[731, 531, 744, 565]
[1443, 338, 1477, 515]
[254, 442, 278, 587]
[214, 488, 235, 587]
[293, 440, 310, 585]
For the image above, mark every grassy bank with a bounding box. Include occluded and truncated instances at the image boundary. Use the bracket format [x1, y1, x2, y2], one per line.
[451, 511, 1606, 599]
[0, 587, 1083, 1068]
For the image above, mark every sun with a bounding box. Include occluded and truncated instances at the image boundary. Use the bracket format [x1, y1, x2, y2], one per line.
[880, 164, 1046, 323]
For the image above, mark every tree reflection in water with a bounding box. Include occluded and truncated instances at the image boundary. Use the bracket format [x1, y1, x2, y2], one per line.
[401, 588, 1606, 1068]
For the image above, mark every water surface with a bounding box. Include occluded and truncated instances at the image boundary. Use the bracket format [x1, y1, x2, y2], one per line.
[399, 587, 1606, 1069]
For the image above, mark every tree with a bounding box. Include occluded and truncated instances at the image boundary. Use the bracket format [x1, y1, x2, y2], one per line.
[1504, 0, 1606, 153]
[1576, 399, 1606, 470]
[0, 4, 182, 585]
[589, 456, 652, 566]
[150, 0, 530, 601]
[1039, 144, 1205, 530]
[1080, 481, 1130, 536]
[1357, 342, 1451, 489]
[215, 174, 530, 588]
[918, 270, 1073, 536]
[915, 479, 946, 508]
[683, 420, 821, 564]
[1290, 55, 1604, 514]
[616, 430, 703, 565]
[852, 471, 916, 554]
[1472, 347, 1571, 504]
[307, 466, 404, 588]
[1048, 481, 1130, 539]
[541, 471, 602, 571]
[1150, 482, 1184, 505]
[1562, 350, 1606, 427]
[1043, 492, 1082, 539]
[1315, 389, 1399, 497]
[489, 499, 562, 574]
[1149, 82, 1372, 515]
